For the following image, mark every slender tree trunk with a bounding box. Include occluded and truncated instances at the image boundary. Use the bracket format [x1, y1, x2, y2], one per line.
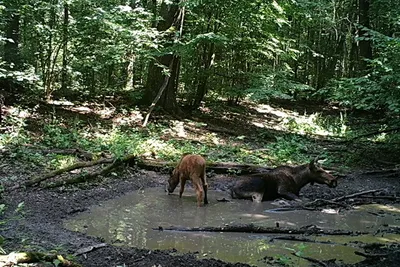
[1, 3, 22, 102]
[193, 43, 215, 109]
[61, 1, 69, 95]
[358, 0, 372, 72]
[125, 54, 136, 91]
[4, 9, 21, 68]
[45, 0, 57, 99]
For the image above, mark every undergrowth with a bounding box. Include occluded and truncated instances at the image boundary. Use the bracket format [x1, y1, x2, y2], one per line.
[1, 104, 398, 171]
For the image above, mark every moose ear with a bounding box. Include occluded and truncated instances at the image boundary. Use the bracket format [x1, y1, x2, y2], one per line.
[309, 157, 319, 170]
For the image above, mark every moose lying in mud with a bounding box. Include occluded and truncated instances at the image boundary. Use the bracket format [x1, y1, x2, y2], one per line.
[167, 154, 209, 207]
[231, 158, 337, 202]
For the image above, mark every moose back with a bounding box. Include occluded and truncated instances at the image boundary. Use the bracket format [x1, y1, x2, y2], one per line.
[230, 159, 337, 202]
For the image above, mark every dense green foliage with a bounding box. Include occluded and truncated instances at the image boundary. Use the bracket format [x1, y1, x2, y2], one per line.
[1, 0, 399, 113]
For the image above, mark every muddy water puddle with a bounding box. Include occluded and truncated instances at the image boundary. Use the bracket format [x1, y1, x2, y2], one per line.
[65, 188, 400, 266]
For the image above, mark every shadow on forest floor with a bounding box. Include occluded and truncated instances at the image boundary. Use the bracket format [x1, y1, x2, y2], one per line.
[2, 97, 400, 169]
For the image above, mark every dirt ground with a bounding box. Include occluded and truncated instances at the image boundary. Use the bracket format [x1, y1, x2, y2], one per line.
[2, 158, 400, 267]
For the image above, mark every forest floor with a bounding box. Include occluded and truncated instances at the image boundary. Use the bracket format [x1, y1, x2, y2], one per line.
[1, 99, 400, 267]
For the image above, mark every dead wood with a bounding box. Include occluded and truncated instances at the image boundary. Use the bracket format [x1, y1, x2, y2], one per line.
[363, 169, 400, 175]
[74, 243, 107, 256]
[269, 190, 386, 212]
[142, 60, 173, 127]
[304, 199, 350, 208]
[0, 251, 81, 267]
[332, 189, 384, 202]
[350, 127, 400, 141]
[264, 206, 316, 212]
[270, 235, 336, 245]
[358, 195, 400, 201]
[154, 224, 366, 236]
[46, 154, 138, 188]
[291, 252, 328, 267]
[136, 158, 272, 174]
[354, 251, 389, 258]
[8, 158, 114, 191]
[265, 199, 348, 213]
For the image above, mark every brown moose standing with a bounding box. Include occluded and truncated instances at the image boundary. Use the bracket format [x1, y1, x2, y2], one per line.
[231, 158, 337, 202]
[167, 154, 208, 207]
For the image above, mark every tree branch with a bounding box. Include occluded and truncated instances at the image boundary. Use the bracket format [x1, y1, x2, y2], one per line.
[142, 59, 174, 127]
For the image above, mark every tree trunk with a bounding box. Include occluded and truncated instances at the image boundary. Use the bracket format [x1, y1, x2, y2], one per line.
[1, 3, 22, 103]
[193, 43, 215, 109]
[44, 0, 57, 99]
[143, 0, 183, 115]
[61, 1, 69, 95]
[358, 0, 372, 72]
[125, 54, 136, 91]
[4, 8, 21, 67]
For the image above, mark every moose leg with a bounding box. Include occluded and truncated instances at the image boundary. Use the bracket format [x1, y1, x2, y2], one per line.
[179, 179, 186, 198]
[203, 183, 208, 205]
[252, 193, 264, 203]
[277, 188, 301, 201]
[195, 183, 204, 207]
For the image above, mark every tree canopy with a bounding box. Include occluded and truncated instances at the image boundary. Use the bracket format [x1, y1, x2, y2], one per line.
[1, 0, 399, 114]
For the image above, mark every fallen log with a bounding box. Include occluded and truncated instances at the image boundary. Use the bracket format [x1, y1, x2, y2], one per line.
[0, 252, 81, 267]
[8, 158, 113, 191]
[291, 252, 328, 267]
[154, 224, 366, 236]
[46, 154, 138, 188]
[136, 158, 272, 174]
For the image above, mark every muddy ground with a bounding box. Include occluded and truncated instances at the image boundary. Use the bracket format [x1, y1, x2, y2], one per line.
[1, 158, 400, 267]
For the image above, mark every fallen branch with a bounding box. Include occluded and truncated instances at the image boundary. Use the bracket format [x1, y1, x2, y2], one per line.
[291, 252, 328, 267]
[8, 158, 113, 191]
[46, 154, 138, 188]
[270, 235, 336, 245]
[142, 60, 173, 127]
[136, 158, 272, 174]
[332, 189, 384, 202]
[74, 243, 107, 256]
[265, 199, 348, 213]
[350, 127, 400, 141]
[155, 224, 366, 236]
[358, 195, 400, 201]
[264, 206, 316, 212]
[0, 252, 81, 267]
[363, 169, 400, 175]
[354, 251, 389, 258]
[304, 199, 350, 208]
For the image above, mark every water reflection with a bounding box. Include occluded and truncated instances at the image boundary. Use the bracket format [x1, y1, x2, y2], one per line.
[64, 188, 400, 266]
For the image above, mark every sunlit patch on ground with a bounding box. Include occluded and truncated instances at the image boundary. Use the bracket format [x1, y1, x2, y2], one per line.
[251, 103, 348, 137]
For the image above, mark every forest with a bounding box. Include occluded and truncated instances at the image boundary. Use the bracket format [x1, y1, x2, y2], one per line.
[1, 0, 400, 267]
[1, 0, 400, 112]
